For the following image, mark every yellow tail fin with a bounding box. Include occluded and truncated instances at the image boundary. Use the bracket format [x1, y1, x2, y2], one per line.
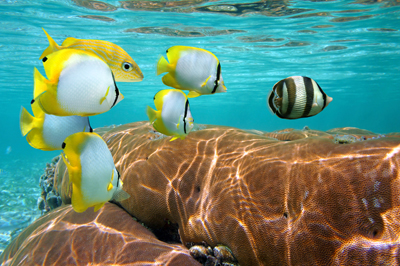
[39, 28, 61, 60]
[146, 106, 159, 123]
[19, 107, 35, 136]
[33, 67, 48, 98]
[156, 55, 170, 75]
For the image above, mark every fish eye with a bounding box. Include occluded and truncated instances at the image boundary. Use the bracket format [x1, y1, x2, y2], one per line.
[122, 62, 133, 71]
[42, 57, 48, 63]
[30, 99, 35, 104]
[61, 142, 66, 149]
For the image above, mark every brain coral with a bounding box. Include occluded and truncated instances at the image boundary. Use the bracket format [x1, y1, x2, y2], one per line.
[53, 122, 400, 265]
[0, 202, 200, 265]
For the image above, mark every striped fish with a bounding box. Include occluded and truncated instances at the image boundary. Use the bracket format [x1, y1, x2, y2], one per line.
[267, 76, 332, 119]
[39, 28, 143, 82]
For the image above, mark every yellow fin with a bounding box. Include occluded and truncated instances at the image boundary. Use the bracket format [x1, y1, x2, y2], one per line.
[187, 91, 201, 98]
[33, 67, 49, 98]
[107, 182, 113, 191]
[93, 202, 105, 212]
[146, 106, 160, 123]
[61, 37, 79, 47]
[100, 86, 110, 105]
[39, 28, 61, 60]
[71, 182, 88, 213]
[156, 55, 170, 75]
[170, 136, 179, 142]
[35, 90, 65, 116]
[176, 122, 180, 129]
[19, 107, 35, 136]
[201, 76, 211, 88]
[161, 73, 181, 89]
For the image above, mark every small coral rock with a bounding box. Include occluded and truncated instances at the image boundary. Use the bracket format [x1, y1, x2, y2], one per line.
[0, 203, 200, 266]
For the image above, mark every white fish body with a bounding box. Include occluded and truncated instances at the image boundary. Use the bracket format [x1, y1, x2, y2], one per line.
[62, 132, 130, 213]
[56, 53, 121, 115]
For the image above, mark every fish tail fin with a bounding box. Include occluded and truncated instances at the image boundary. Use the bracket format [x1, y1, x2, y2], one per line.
[156, 55, 170, 75]
[112, 187, 130, 202]
[39, 28, 61, 60]
[146, 106, 160, 123]
[19, 106, 35, 136]
[33, 67, 48, 98]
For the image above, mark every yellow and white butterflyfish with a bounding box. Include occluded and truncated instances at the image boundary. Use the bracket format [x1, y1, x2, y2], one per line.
[146, 89, 194, 141]
[39, 28, 143, 82]
[34, 48, 124, 117]
[61, 132, 130, 213]
[19, 99, 93, 151]
[156, 46, 227, 98]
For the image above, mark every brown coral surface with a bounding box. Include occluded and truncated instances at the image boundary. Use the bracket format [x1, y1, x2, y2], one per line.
[0, 202, 200, 266]
[53, 122, 400, 265]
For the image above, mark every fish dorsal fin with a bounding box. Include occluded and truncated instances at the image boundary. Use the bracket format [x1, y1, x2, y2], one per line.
[61, 37, 79, 47]
[201, 75, 211, 88]
[39, 28, 61, 60]
[112, 188, 130, 202]
[187, 91, 201, 98]
[100, 86, 110, 105]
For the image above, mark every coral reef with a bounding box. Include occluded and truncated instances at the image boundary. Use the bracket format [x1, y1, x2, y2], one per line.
[0, 203, 200, 265]
[3, 122, 400, 265]
[37, 156, 62, 214]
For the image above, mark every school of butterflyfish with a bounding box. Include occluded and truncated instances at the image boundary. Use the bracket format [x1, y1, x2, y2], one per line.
[19, 29, 333, 213]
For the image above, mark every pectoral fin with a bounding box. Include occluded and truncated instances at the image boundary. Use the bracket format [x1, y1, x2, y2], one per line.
[100, 86, 110, 105]
[201, 75, 211, 88]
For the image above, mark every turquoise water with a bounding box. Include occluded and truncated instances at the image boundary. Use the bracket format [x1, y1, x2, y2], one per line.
[0, 0, 399, 253]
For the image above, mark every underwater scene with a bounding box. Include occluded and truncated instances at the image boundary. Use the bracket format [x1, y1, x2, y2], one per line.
[1, 0, 400, 265]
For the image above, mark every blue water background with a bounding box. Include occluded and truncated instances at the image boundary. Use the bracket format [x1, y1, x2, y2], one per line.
[0, 0, 399, 250]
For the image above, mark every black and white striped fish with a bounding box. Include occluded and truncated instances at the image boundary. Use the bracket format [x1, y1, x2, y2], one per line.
[267, 76, 332, 119]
